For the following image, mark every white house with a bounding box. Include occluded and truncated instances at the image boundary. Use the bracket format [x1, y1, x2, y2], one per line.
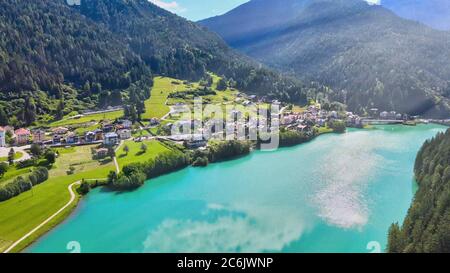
[104, 132, 119, 146]
[117, 129, 131, 140]
[0, 127, 6, 147]
[120, 119, 132, 129]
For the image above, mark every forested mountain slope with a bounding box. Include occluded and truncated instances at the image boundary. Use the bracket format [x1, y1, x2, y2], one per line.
[388, 129, 450, 253]
[0, 0, 151, 124]
[0, 0, 318, 126]
[200, 0, 450, 118]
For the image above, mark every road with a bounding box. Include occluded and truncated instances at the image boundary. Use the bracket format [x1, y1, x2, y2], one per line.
[3, 181, 81, 253]
[0, 145, 31, 162]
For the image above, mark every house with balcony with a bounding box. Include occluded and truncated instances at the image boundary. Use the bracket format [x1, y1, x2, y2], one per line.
[32, 129, 46, 144]
[104, 132, 119, 146]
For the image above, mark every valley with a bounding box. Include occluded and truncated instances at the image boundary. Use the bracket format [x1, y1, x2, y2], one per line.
[0, 0, 449, 255]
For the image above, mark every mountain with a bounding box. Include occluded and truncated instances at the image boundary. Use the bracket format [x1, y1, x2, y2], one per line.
[0, 0, 317, 126]
[388, 129, 450, 253]
[200, 0, 450, 118]
[382, 0, 450, 31]
[0, 0, 151, 123]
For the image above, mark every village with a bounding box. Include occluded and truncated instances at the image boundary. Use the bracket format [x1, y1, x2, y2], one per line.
[0, 95, 421, 162]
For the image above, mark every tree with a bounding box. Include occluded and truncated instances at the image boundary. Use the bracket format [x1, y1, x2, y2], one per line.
[0, 162, 8, 177]
[56, 99, 64, 120]
[107, 146, 116, 158]
[0, 107, 9, 126]
[8, 148, 15, 165]
[30, 143, 42, 157]
[78, 180, 90, 195]
[107, 170, 118, 184]
[123, 145, 129, 155]
[23, 97, 37, 125]
[217, 78, 228, 91]
[140, 143, 147, 154]
[45, 150, 56, 164]
[328, 120, 346, 133]
[387, 223, 405, 253]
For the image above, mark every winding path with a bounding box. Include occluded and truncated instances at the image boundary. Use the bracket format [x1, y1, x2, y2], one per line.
[3, 181, 81, 253]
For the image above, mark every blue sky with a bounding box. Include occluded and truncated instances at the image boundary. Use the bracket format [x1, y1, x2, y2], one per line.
[149, 0, 249, 21]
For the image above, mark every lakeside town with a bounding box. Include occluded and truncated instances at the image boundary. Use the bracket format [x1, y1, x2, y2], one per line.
[1, 92, 448, 161]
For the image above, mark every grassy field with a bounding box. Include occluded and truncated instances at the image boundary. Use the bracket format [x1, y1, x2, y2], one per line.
[0, 145, 115, 253]
[0, 165, 33, 187]
[49, 110, 123, 127]
[117, 140, 171, 169]
[0, 152, 23, 162]
[143, 75, 239, 120]
[142, 77, 194, 119]
[49, 145, 109, 177]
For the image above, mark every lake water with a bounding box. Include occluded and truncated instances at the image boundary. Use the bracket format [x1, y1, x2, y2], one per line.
[28, 124, 447, 253]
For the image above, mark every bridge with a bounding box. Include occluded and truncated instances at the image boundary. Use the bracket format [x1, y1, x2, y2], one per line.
[361, 119, 404, 125]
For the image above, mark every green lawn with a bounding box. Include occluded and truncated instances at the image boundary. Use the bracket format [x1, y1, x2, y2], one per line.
[0, 145, 115, 253]
[117, 140, 171, 169]
[50, 144, 110, 177]
[0, 166, 114, 253]
[142, 77, 195, 119]
[142, 75, 239, 120]
[316, 126, 333, 135]
[0, 165, 33, 187]
[49, 110, 123, 127]
[0, 152, 24, 162]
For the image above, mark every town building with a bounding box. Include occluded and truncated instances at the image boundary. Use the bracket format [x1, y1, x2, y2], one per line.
[102, 124, 115, 133]
[184, 139, 207, 149]
[120, 119, 132, 129]
[117, 129, 131, 140]
[85, 131, 96, 142]
[66, 133, 79, 144]
[14, 128, 30, 145]
[53, 134, 64, 144]
[0, 127, 6, 147]
[32, 129, 46, 144]
[94, 148, 108, 159]
[104, 132, 119, 146]
[52, 127, 69, 135]
[93, 129, 104, 141]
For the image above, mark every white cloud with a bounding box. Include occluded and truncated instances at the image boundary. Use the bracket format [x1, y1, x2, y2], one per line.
[149, 0, 186, 13]
[365, 0, 381, 5]
[143, 204, 313, 253]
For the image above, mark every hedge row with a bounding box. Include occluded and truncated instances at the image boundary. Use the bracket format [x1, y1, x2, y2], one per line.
[0, 167, 49, 202]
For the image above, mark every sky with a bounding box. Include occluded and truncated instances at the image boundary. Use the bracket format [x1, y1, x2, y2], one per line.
[149, 0, 249, 21]
[149, 0, 381, 21]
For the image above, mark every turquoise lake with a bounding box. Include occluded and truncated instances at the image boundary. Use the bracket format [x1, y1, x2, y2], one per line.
[28, 124, 447, 253]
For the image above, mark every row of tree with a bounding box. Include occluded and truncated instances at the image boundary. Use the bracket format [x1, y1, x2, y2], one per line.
[0, 167, 49, 201]
[107, 149, 190, 190]
[388, 129, 450, 252]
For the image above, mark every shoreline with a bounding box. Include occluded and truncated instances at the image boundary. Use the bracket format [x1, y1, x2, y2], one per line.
[12, 123, 446, 253]
[4, 182, 81, 253]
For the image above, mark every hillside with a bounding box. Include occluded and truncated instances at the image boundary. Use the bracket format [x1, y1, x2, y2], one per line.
[0, 0, 151, 125]
[200, 0, 450, 118]
[0, 0, 318, 126]
[382, 0, 450, 31]
[388, 129, 450, 253]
